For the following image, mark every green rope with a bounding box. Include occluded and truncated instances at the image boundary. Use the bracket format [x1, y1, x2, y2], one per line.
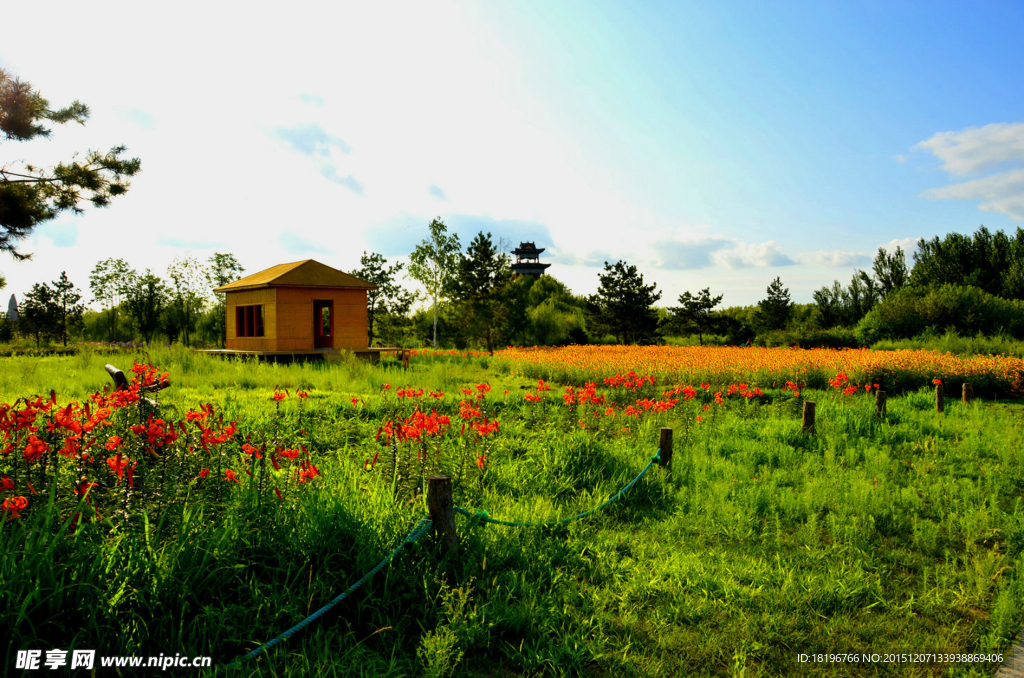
[455, 448, 662, 528]
[218, 514, 433, 673]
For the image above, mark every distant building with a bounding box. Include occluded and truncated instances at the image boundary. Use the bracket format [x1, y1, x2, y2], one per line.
[511, 242, 551, 278]
[6, 294, 17, 321]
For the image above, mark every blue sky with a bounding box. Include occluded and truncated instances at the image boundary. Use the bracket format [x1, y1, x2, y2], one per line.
[2, 1, 1023, 308]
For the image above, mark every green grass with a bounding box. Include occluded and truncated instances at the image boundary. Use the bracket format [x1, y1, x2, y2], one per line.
[871, 330, 1024, 359]
[2, 349, 1023, 676]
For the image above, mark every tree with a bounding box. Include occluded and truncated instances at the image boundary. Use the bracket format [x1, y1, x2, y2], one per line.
[206, 253, 244, 347]
[812, 280, 845, 329]
[589, 260, 662, 344]
[0, 68, 140, 261]
[408, 218, 461, 348]
[123, 269, 167, 344]
[669, 288, 723, 345]
[910, 225, 1024, 299]
[50, 271, 85, 346]
[351, 251, 410, 346]
[450, 232, 511, 353]
[20, 282, 57, 346]
[166, 255, 208, 347]
[758, 277, 792, 331]
[89, 258, 131, 342]
[871, 246, 908, 299]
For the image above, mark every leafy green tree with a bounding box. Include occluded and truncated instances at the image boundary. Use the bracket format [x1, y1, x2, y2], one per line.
[206, 252, 244, 347]
[375, 286, 418, 346]
[408, 218, 461, 348]
[166, 255, 208, 347]
[450, 232, 511, 353]
[51, 271, 84, 346]
[351, 251, 413, 346]
[123, 269, 167, 344]
[911, 226, 1024, 299]
[589, 260, 662, 344]
[0, 68, 140, 261]
[812, 280, 845, 329]
[758, 277, 792, 331]
[20, 282, 57, 346]
[668, 288, 723, 345]
[89, 258, 131, 342]
[501, 275, 534, 345]
[872, 246, 909, 299]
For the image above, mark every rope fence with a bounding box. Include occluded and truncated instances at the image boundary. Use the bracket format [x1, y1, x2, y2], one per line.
[218, 426, 676, 673]
[220, 515, 433, 673]
[454, 450, 661, 528]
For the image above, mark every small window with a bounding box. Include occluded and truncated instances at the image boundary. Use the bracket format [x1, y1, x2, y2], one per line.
[235, 305, 265, 337]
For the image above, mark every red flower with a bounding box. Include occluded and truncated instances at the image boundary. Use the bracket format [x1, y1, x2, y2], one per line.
[74, 479, 99, 496]
[1, 495, 28, 519]
[0, 476, 13, 492]
[224, 468, 240, 483]
[381, 383, 391, 390]
[23, 435, 49, 463]
[475, 454, 487, 470]
[107, 454, 128, 482]
[351, 397, 360, 406]
[105, 436, 123, 451]
[199, 468, 210, 478]
[272, 390, 287, 401]
[297, 390, 310, 399]
[932, 378, 942, 386]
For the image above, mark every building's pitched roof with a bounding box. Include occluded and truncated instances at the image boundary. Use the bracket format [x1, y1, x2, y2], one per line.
[214, 260, 376, 292]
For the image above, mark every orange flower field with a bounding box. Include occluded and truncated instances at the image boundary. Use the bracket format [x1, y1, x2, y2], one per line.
[477, 345, 1024, 396]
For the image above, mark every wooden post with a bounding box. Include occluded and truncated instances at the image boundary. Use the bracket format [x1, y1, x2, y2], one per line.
[875, 389, 887, 418]
[401, 350, 410, 369]
[104, 364, 129, 391]
[935, 383, 944, 412]
[962, 382, 973, 403]
[802, 401, 816, 433]
[658, 427, 673, 468]
[426, 475, 458, 556]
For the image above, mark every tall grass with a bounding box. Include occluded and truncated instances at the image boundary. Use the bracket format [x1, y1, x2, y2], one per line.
[872, 329, 1024, 359]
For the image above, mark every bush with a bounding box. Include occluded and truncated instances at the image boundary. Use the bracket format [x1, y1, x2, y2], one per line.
[754, 327, 861, 349]
[856, 284, 1024, 345]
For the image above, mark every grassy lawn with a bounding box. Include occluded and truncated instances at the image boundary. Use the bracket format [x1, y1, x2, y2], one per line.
[1, 345, 1023, 676]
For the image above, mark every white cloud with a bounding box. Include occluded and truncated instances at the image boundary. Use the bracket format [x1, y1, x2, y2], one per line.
[914, 122, 1024, 221]
[794, 250, 871, 267]
[881, 237, 919, 257]
[914, 122, 1024, 176]
[921, 168, 1024, 221]
[711, 240, 795, 269]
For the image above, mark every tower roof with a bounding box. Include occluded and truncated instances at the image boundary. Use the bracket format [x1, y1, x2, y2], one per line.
[513, 242, 545, 255]
[214, 259, 376, 292]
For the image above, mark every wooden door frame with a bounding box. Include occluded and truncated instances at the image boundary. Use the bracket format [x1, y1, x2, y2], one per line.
[313, 299, 334, 348]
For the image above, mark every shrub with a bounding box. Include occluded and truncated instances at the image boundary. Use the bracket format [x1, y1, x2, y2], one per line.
[856, 284, 1024, 345]
[754, 327, 860, 349]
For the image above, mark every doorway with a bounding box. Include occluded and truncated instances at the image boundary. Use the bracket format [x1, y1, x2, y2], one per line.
[313, 300, 333, 348]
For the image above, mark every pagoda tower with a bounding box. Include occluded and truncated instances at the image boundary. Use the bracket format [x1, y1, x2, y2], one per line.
[511, 242, 551, 277]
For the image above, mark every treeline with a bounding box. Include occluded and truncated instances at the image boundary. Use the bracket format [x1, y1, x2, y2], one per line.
[0, 254, 244, 347]
[2, 222, 1021, 351]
